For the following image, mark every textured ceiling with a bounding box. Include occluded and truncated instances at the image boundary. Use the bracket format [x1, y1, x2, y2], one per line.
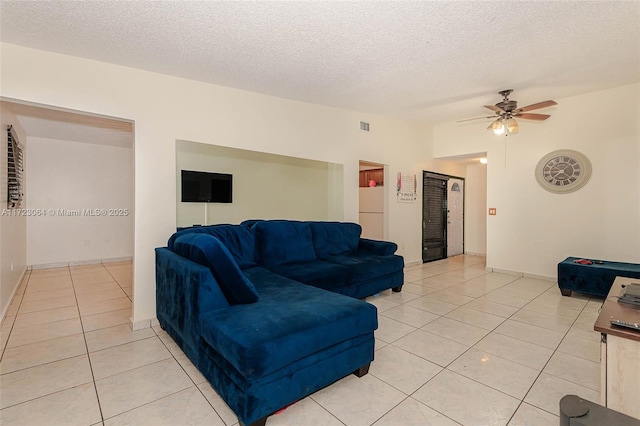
[1, 0, 639, 127]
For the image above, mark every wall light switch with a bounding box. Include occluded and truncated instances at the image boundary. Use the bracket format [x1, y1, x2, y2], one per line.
[488, 208, 497, 215]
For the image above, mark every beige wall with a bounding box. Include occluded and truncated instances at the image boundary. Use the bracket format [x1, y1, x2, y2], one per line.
[434, 83, 640, 277]
[0, 103, 28, 317]
[464, 163, 487, 255]
[176, 141, 341, 226]
[0, 43, 466, 325]
[26, 137, 133, 266]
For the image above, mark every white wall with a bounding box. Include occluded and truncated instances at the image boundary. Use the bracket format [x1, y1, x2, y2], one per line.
[464, 163, 487, 255]
[0, 43, 464, 324]
[26, 136, 133, 266]
[434, 84, 640, 277]
[176, 141, 340, 227]
[0, 104, 27, 317]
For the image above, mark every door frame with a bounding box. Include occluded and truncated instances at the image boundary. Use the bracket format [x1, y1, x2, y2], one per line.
[422, 171, 465, 263]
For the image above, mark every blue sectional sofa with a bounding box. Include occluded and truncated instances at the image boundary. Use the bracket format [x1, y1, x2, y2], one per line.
[155, 220, 404, 426]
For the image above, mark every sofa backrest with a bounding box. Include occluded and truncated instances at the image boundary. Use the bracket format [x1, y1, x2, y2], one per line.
[253, 220, 317, 266]
[310, 222, 362, 258]
[168, 224, 257, 269]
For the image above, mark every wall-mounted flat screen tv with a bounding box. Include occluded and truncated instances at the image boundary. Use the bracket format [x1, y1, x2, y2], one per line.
[181, 170, 232, 203]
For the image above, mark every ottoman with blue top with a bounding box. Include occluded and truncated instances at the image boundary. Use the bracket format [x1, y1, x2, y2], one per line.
[558, 257, 640, 297]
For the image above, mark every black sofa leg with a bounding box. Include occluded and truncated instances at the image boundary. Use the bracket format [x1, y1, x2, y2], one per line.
[241, 417, 267, 426]
[353, 363, 370, 378]
[560, 289, 572, 297]
[392, 285, 403, 293]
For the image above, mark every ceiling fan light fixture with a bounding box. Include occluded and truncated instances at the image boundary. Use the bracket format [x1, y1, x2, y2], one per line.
[491, 119, 505, 135]
[506, 118, 519, 134]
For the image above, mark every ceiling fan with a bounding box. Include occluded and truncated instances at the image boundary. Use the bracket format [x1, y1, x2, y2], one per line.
[460, 89, 557, 135]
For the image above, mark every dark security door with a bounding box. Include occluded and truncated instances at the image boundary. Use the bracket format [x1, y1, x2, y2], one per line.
[423, 172, 448, 262]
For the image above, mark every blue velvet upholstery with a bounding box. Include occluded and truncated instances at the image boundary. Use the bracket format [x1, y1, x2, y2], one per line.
[168, 224, 257, 269]
[200, 267, 377, 379]
[358, 238, 398, 256]
[558, 257, 640, 297]
[173, 233, 259, 304]
[253, 220, 317, 266]
[155, 248, 229, 363]
[156, 220, 404, 426]
[268, 261, 353, 291]
[197, 331, 374, 426]
[310, 221, 361, 258]
[240, 219, 264, 228]
[324, 254, 404, 282]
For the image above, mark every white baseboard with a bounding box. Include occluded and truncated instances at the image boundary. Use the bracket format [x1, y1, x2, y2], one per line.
[29, 256, 133, 270]
[1, 267, 27, 322]
[131, 316, 158, 331]
[488, 267, 555, 281]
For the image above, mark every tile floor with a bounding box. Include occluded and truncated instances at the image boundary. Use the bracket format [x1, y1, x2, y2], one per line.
[0, 255, 603, 425]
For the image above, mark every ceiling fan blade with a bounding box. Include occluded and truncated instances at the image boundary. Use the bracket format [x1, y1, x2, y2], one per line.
[484, 105, 504, 113]
[457, 115, 496, 123]
[515, 100, 557, 113]
[514, 113, 550, 121]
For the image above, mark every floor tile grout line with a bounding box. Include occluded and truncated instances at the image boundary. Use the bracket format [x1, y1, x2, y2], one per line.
[103, 264, 134, 303]
[0, 268, 100, 413]
[386, 266, 586, 422]
[70, 264, 107, 424]
[0, 270, 33, 361]
[151, 325, 230, 425]
[0, 333, 87, 374]
[507, 296, 599, 422]
[97, 385, 201, 423]
[400, 259, 596, 423]
[0, 376, 97, 412]
[372, 393, 463, 426]
[86, 333, 160, 356]
[0, 263, 134, 422]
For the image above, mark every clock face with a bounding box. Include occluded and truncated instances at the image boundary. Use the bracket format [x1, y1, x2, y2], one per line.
[535, 150, 591, 193]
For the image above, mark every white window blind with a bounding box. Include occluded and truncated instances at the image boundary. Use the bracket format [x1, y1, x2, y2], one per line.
[7, 125, 24, 208]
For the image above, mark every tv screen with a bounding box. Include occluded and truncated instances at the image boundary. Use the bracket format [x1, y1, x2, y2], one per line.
[181, 170, 232, 203]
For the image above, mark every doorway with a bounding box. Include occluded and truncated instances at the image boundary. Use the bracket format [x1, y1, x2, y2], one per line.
[358, 160, 385, 239]
[422, 171, 464, 262]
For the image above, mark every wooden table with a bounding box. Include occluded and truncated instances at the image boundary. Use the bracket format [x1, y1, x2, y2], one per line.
[594, 276, 640, 419]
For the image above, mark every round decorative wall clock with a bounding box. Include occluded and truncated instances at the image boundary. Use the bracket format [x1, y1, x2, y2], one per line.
[535, 149, 592, 194]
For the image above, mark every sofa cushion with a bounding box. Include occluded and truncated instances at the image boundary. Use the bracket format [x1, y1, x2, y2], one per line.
[269, 261, 353, 291]
[173, 233, 259, 304]
[253, 220, 317, 266]
[199, 267, 377, 379]
[310, 222, 362, 258]
[168, 225, 257, 269]
[325, 254, 404, 282]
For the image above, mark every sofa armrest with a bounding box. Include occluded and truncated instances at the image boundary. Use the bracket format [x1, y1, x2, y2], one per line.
[155, 248, 229, 359]
[357, 238, 398, 256]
